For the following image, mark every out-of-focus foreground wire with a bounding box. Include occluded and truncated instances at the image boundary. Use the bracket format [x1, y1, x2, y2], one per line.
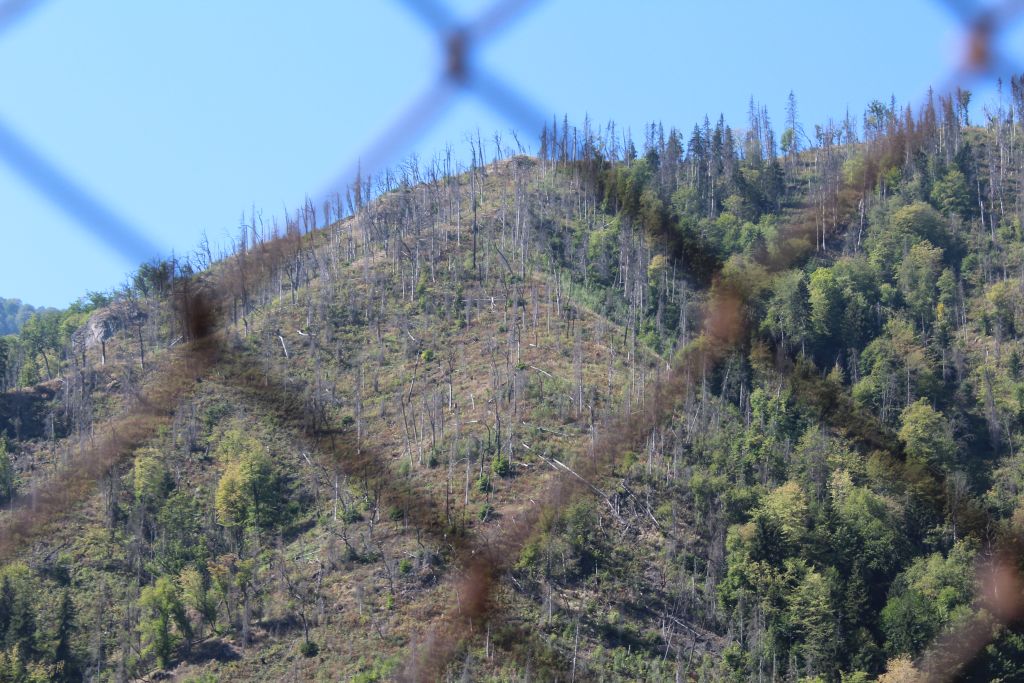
[936, 0, 1024, 88]
[3, 0, 1020, 264]
[0, 115, 161, 263]
[325, 0, 546, 198]
[0, 0, 42, 37]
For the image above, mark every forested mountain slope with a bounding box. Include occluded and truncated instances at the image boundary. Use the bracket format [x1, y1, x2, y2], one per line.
[0, 299, 52, 337]
[1, 84, 1024, 681]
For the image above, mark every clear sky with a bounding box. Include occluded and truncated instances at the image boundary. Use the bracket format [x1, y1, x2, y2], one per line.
[1, 0, 1022, 307]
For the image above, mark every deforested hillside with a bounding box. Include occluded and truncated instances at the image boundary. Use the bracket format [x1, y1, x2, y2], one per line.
[2, 85, 1024, 682]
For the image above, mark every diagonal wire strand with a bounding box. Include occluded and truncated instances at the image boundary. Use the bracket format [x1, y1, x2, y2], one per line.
[324, 0, 549, 200]
[324, 74, 460, 197]
[0, 0, 43, 38]
[0, 115, 161, 263]
[938, 0, 1024, 22]
[936, 0, 983, 21]
[470, 70, 547, 137]
[993, 0, 1024, 19]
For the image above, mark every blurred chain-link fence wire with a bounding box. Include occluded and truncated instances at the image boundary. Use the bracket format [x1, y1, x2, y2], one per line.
[0, 0, 549, 266]
[1, 0, 1022, 265]
[3, 0, 1024, 680]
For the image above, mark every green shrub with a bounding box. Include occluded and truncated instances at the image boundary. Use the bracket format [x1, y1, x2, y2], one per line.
[492, 454, 513, 478]
[479, 503, 494, 521]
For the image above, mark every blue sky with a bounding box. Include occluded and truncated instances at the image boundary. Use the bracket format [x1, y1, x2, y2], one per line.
[1, 0, 1022, 307]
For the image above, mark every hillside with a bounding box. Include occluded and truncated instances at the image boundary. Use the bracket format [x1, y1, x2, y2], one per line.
[0, 299, 51, 337]
[2, 88, 1024, 682]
